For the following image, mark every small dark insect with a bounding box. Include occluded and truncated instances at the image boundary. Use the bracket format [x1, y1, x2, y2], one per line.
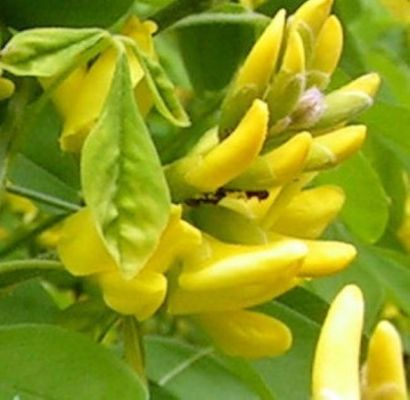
[185, 188, 269, 207]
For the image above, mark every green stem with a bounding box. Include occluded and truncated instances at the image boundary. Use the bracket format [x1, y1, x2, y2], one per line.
[151, 0, 227, 30]
[6, 183, 81, 212]
[123, 316, 146, 382]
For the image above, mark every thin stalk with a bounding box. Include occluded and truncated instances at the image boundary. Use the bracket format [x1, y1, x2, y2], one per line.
[123, 316, 146, 382]
[6, 183, 81, 212]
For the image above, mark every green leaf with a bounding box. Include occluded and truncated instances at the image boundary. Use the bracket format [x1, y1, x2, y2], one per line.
[215, 356, 276, 400]
[361, 102, 410, 170]
[7, 101, 82, 212]
[360, 246, 410, 316]
[1, 28, 109, 77]
[145, 336, 260, 400]
[173, 9, 268, 92]
[0, 281, 59, 325]
[316, 152, 389, 243]
[307, 251, 385, 334]
[82, 47, 171, 278]
[0, 259, 63, 289]
[251, 292, 325, 400]
[0, 324, 148, 399]
[0, 0, 134, 29]
[133, 46, 190, 127]
[56, 298, 117, 340]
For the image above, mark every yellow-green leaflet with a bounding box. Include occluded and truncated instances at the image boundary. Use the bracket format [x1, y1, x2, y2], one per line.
[81, 46, 171, 279]
[132, 45, 190, 128]
[0, 28, 109, 77]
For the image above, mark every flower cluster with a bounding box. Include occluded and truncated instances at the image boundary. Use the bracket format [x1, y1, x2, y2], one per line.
[312, 285, 408, 399]
[56, 0, 381, 358]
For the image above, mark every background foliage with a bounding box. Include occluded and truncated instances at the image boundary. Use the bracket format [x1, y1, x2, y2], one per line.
[0, 0, 409, 399]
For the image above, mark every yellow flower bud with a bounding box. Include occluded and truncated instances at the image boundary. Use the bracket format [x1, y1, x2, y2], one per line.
[306, 125, 367, 170]
[227, 132, 312, 190]
[292, 0, 334, 37]
[312, 285, 364, 400]
[198, 310, 292, 358]
[281, 29, 306, 75]
[272, 185, 345, 239]
[297, 239, 357, 277]
[362, 321, 408, 400]
[309, 15, 343, 88]
[235, 9, 286, 91]
[99, 270, 166, 320]
[185, 100, 268, 192]
[340, 73, 381, 97]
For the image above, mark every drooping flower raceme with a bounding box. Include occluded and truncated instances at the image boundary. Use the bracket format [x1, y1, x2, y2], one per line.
[312, 285, 408, 400]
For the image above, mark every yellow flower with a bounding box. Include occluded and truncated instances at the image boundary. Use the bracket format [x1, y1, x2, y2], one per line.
[312, 285, 409, 400]
[167, 222, 356, 358]
[362, 321, 408, 399]
[58, 205, 201, 320]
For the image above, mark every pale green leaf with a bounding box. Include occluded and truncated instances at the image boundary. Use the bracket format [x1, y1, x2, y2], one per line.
[82, 47, 171, 278]
[136, 49, 190, 127]
[1, 28, 109, 77]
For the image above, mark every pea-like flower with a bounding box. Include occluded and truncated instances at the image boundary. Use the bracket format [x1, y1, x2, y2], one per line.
[42, 16, 156, 152]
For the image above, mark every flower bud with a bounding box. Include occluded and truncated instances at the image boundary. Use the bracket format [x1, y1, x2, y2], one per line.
[198, 310, 292, 358]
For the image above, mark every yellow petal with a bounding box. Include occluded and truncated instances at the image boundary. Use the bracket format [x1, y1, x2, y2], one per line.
[309, 15, 343, 87]
[99, 270, 166, 320]
[293, 0, 334, 36]
[198, 310, 292, 358]
[122, 16, 158, 57]
[297, 239, 357, 277]
[281, 29, 306, 75]
[185, 99, 268, 192]
[227, 132, 312, 190]
[60, 48, 118, 152]
[306, 125, 367, 170]
[57, 208, 115, 276]
[134, 78, 154, 117]
[362, 320, 408, 400]
[272, 185, 345, 239]
[236, 9, 286, 90]
[144, 206, 202, 274]
[312, 284, 364, 400]
[178, 235, 307, 291]
[340, 73, 381, 97]
[168, 277, 299, 315]
[40, 66, 87, 119]
[261, 172, 317, 230]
